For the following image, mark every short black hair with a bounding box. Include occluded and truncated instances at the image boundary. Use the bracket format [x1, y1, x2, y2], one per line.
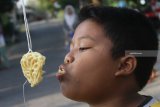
[78, 5, 158, 90]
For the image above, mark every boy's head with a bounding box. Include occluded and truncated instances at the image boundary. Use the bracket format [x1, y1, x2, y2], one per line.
[78, 5, 158, 90]
[58, 5, 158, 103]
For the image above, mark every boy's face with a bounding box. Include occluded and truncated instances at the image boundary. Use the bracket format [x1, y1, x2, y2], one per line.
[59, 20, 119, 102]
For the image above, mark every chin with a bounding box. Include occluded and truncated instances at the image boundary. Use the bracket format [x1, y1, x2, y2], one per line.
[60, 81, 90, 102]
[61, 86, 85, 102]
[61, 88, 79, 101]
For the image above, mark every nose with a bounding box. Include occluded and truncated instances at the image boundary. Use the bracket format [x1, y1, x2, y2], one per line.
[64, 52, 74, 64]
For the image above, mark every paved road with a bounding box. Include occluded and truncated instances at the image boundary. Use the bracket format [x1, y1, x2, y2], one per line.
[0, 20, 88, 107]
[0, 19, 159, 107]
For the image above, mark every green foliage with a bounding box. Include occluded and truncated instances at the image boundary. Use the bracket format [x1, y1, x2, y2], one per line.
[0, 14, 10, 26]
[102, 0, 118, 6]
[102, 0, 148, 10]
[38, 0, 54, 13]
[0, 0, 16, 29]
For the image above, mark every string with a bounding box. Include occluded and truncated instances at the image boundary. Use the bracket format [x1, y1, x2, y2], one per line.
[21, 0, 32, 52]
[21, 0, 32, 105]
[23, 80, 28, 105]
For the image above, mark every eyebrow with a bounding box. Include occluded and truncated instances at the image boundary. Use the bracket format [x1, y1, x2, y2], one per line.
[70, 35, 96, 46]
[78, 35, 96, 41]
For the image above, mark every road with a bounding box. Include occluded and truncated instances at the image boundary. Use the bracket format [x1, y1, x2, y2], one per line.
[0, 19, 159, 107]
[0, 20, 88, 107]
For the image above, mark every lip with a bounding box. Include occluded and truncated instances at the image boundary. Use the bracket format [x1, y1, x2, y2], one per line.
[55, 72, 65, 81]
[55, 65, 66, 81]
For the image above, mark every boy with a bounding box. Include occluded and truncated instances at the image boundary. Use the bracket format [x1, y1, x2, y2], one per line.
[56, 5, 159, 107]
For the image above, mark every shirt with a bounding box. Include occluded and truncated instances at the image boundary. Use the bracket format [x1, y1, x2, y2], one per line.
[138, 96, 160, 107]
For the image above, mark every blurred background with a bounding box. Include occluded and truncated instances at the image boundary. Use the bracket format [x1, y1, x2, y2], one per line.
[0, 0, 160, 107]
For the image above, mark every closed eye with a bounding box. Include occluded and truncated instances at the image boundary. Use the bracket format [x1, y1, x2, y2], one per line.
[79, 47, 91, 51]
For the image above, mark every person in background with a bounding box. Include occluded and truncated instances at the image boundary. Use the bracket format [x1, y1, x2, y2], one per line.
[0, 20, 9, 69]
[63, 5, 78, 49]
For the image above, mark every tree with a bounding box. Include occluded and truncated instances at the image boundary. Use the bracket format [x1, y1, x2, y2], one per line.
[35, 0, 54, 14]
[0, 0, 15, 13]
[0, 0, 16, 31]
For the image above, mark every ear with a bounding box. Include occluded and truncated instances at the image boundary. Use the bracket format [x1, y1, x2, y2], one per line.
[115, 55, 137, 77]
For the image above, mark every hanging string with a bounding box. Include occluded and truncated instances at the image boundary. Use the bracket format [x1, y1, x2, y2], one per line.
[21, 0, 33, 106]
[21, 0, 32, 52]
[23, 80, 28, 105]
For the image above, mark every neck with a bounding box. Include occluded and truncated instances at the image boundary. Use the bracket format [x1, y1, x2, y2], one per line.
[89, 93, 145, 107]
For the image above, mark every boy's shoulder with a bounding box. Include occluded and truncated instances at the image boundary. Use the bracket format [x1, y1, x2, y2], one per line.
[140, 96, 160, 107]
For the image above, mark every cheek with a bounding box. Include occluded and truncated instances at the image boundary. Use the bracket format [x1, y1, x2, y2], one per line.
[61, 50, 117, 101]
[74, 52, 115, 91]
[61, 56, 99, 100]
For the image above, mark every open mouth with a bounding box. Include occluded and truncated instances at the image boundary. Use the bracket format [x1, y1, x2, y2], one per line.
[55, 66, 66, 81]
